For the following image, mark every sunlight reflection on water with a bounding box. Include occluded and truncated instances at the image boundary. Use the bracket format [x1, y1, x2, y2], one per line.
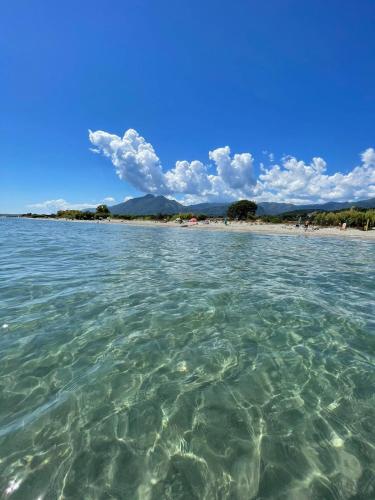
[0, 219, 374, 499]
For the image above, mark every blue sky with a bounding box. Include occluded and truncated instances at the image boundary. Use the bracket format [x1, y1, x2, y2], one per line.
[1, 0, 374, 213]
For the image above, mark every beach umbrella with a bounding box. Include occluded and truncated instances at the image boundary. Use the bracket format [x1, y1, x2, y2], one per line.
[189, 217, 198, 223]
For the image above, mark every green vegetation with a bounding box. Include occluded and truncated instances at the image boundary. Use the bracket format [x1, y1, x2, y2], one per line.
[227, 200, 258, 220]
[111, 212, 211, 222]
[259, 215, 283, 223]
[175, 213, 207, 221]
[21, 203, 374, 231]
[269, 207, 375, 230]
[312, 208, 375, 229]
[54, 205, 111, 220]
[21, 212, 56, 218]
[96, 204, 110, 215]
[55, 210, 95, 220]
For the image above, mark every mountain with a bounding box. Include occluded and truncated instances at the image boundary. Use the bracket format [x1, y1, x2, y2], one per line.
[257, 198, 375, 215]
[110, 194, 183, 215]
[346, 198, 375, 209]
[255, 198, 375, 215]
[108, 195, 375, 216]
[283, 198, 375, 213]
[256, 202, 296, 215]
[187, 202, 231, 216]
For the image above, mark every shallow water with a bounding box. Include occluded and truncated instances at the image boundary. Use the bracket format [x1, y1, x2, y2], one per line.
[0, 218, 374, 499]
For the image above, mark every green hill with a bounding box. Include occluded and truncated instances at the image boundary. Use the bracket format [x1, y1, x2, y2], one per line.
[108, 195, 375, 217]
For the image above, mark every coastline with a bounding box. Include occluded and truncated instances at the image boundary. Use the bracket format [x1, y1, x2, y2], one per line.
[18, 217, 375, 241]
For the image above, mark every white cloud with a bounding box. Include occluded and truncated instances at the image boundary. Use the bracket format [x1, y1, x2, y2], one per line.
[165, 160, 211, 194]
[89, 128, 256, 202]
[28, 197, 116, 214]
[89, 129, 167, 194]
[209, 147, 254, 190]
[362, 147, 375, 167]
[89, 128, 375, 204]
[256, 150, 375, 203]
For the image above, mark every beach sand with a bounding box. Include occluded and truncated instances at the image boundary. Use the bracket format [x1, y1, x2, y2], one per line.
[30, 217, 375, 240]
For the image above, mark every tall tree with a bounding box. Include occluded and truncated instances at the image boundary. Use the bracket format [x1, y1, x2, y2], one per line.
[227, 200, 257, 220]
[96, 204, 110, 215]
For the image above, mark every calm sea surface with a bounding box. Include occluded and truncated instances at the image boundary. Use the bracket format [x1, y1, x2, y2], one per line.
[0, 218, 374, 499]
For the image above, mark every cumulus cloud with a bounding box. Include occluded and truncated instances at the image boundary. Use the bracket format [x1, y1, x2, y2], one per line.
[89, 129, 167, 194]
[89, 128, 375, 204]
[89, 128, 256, 202]
[362, 147, 375, 168]
[165, 160, 211, 194]
[257, 150, 375, 203]
[29, 197, 116, 214]
[209, 147, 254, 190]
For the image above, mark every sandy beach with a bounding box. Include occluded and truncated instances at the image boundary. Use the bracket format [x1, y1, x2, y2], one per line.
[27, 217, 375, 240]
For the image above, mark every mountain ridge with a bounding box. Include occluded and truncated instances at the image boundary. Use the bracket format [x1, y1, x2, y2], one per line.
[108, 195, 375, 217]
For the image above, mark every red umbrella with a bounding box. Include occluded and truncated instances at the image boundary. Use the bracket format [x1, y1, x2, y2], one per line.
[189, 217, 198, 223]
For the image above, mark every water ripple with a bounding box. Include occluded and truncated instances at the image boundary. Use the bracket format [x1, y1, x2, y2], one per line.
[0, 219, 374, 499]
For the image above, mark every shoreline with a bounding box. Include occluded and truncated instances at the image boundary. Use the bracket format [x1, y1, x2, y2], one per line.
[17, 217, 375, 241]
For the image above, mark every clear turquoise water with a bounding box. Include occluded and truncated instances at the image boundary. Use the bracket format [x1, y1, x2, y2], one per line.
[0, 218, 374, 499]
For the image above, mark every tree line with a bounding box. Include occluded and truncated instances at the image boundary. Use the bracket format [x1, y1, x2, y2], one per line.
[22, 200, 375, 230]
[54, 204, 111, 220]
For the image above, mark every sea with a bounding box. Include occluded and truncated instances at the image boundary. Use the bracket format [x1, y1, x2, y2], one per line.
[0, 218, 374, 499]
